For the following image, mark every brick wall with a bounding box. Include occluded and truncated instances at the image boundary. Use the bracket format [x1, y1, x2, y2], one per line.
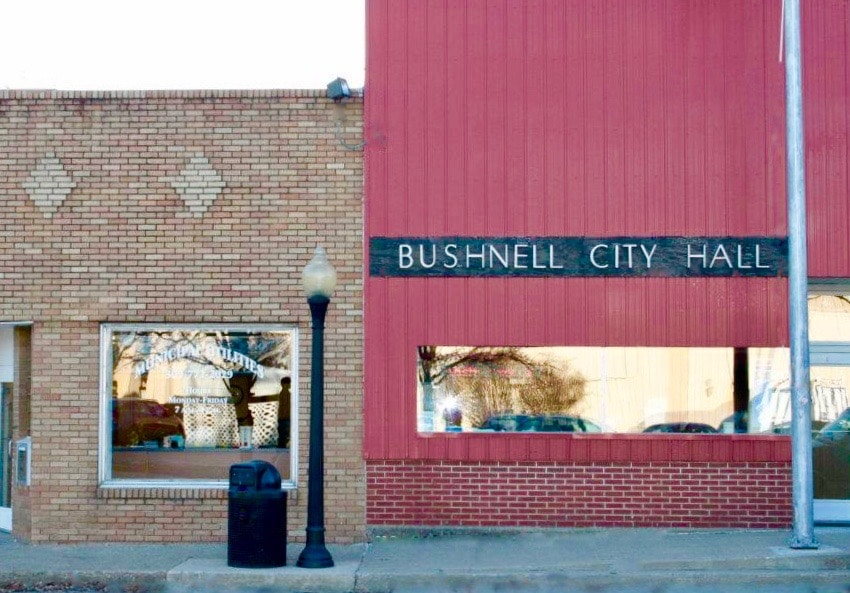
[0, 90, 365, 543]
[367, 460, 792, 529]
[12, 326, 32, 539]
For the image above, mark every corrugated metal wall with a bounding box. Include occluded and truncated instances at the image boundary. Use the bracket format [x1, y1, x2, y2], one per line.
[805, 0, 850, 276]
[364, 0, 848, 460]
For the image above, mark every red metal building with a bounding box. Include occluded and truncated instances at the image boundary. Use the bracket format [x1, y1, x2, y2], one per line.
[363, 0, 850, 528]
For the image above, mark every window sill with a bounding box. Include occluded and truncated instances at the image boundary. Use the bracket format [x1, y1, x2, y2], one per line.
[97, 482, 228, 499]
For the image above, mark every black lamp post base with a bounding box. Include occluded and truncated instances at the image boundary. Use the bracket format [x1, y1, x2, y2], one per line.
[297, 527, 334, 568]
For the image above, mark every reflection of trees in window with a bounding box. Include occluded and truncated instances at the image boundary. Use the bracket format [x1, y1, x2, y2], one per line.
[220, 332, 291, 372]
[446, 365, 513, 428]
[112, 330, 291, 401]
[517, 365, 585, 417]
[418, 346, 587, 428]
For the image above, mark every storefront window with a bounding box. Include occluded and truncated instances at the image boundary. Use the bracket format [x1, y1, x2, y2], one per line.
[100, 324, 297, 486]
[417, 346, 790, 435]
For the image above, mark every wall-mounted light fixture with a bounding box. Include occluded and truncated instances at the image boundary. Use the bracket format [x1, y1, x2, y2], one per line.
[327, 77, 365, 151]
[326, 77, 352, 102]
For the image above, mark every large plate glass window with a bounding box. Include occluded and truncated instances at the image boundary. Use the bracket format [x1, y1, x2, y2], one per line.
[100, 324, 297, 487]
[416, 346, 791, 435]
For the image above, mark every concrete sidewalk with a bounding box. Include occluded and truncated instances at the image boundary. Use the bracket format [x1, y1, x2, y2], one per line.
[2, 527, 850, 592]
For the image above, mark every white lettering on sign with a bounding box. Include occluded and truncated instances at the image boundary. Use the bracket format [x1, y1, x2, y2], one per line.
[466, 244, 486, 268]
[687, 243, 772, 270]
[380, 238, 780, 276]
[687, 244, 707, 267]
[397, 243, 564, 271]
[445, 244, 459, 268]
[589, 243, 657, 269]
[134, 345, 265, 378]
[399, 244, 414, 269]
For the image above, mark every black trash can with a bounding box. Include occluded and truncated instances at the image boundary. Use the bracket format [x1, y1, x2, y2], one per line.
[227, 460, 287, 568]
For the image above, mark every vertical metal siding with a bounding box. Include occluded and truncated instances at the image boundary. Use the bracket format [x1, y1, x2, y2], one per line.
[806, 0, 850, 275]
[363, 0, 848, 461]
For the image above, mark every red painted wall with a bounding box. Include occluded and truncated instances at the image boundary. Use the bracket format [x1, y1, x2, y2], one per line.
[363, 0, 850, 526]
[805, 0, 850, 276]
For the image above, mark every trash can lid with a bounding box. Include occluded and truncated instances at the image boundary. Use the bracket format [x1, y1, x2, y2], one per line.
[229, 459, 281, 490]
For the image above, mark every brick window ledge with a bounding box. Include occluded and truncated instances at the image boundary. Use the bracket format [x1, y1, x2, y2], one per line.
[97, 485, 228, 500]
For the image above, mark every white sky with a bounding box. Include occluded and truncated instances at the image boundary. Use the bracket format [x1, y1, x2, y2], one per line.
[0, 0, 365, 91]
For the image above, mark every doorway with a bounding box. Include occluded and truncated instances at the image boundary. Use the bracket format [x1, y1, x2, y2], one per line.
[0, 383, 10, 531]
[809, 289, 850, 523]
[0, 323, 23, 533]
[810, 343, 850, 523]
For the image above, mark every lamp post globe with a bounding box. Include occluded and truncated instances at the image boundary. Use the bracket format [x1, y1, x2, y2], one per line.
[297, 246, 336, 569]
[301, 246, 337, 299]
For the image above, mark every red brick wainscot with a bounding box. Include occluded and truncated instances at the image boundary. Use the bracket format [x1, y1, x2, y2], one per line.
[366, 460, 792, 529]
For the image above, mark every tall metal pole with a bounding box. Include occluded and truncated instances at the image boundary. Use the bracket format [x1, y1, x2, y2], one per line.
[297, 295, 335, 567]
[784, 0, 818, 550]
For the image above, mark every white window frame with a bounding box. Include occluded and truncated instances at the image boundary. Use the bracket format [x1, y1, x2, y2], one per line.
[98, 323, 299, 490]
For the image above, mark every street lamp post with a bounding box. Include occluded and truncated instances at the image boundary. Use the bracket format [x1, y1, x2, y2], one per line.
[297, 246, 336, 569]
[784, 0, 817, 550]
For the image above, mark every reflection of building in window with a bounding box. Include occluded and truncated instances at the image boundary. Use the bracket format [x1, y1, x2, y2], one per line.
[813, 383, 850, 422]
[103, 324, 296, 484]
[418, 347, 587, 432]
[750, 380, 850, 434]
[182, 402, 239, 448]
[248, 401, 279, 447]
[809, 294, 850, 341]
[417, 346, 793, 435]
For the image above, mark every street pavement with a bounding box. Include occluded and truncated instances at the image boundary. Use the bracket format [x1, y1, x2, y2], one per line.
[2, 526, 850, 592]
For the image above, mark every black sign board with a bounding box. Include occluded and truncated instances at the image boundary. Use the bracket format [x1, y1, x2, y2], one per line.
[370, 236, 788, 278]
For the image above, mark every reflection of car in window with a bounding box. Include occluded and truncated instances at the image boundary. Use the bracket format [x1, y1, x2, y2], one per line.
[764, 420, 828, 436]
[481, 414, 602, 433]
[643, 422, 718, 434]
[814, 409, 850, 445]
[717, 411, 749, 433]
[112, 398, 185, 447]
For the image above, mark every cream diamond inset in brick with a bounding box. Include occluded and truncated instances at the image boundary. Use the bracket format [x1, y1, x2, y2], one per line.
[22, 154, 77, 218]
[169, 155, 226, 217]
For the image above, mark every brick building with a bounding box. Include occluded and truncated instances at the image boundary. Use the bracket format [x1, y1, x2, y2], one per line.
[0, 90, 365, 543]
[5, 0, 850, 545]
